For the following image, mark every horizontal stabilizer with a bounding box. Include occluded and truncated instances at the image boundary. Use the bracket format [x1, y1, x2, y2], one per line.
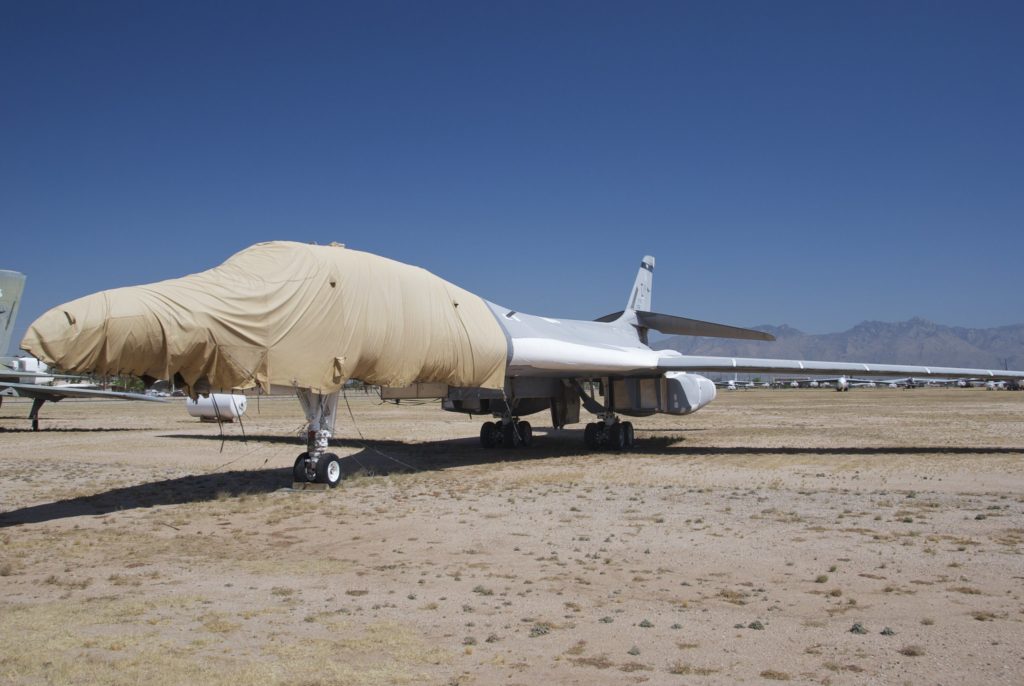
[596, 310, 775, 342]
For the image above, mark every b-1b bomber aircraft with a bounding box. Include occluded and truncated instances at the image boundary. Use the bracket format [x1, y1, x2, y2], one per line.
[21, 241, 1024, 487]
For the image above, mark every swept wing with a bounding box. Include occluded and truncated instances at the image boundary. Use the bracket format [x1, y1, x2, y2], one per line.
[655, 354, 1024, 381]
[0, 380, 167, 431]
[0, 381, 165, 403]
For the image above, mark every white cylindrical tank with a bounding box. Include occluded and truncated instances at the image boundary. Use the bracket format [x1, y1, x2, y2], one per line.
[186, 393, 248, 421]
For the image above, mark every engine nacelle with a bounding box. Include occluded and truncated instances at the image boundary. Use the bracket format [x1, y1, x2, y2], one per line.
[665, 372, 717, 414]
[611, 372, 716, 416]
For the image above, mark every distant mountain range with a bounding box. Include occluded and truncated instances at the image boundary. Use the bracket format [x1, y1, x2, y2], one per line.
[653, 318, 1024, 370]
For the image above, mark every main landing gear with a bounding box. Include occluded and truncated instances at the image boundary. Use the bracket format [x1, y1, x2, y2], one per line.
[479, 418, 532, 448]
[574, 380, 635, 451]
[583, 418, 635, 451]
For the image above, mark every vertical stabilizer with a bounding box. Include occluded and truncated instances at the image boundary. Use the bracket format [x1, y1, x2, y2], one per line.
[624, 256, 654, 313]
[0, 270, 26, 356]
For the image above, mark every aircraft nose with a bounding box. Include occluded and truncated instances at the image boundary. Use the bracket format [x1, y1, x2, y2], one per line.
[21, 292, 112, 371]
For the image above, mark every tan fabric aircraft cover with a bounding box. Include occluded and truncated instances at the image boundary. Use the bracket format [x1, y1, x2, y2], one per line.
[22, 242, 509, 393]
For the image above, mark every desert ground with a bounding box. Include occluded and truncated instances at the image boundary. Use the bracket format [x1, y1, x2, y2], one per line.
[1, 388, 1022, 685]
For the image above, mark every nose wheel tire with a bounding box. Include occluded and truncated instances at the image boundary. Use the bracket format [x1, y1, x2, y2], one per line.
[315, 453, 343, 487]
[293, 453, 312, 483]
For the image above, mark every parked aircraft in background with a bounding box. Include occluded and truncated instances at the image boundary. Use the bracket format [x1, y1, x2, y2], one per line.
[1, 269, 26, 359]
[715, 378, 762, 390]
[774, 375, 988, 391]
[0, 272, 165, 429]
[874, 377, 961, 389]
[806, 376, 886, 391]
[21, 242, 1024, 486]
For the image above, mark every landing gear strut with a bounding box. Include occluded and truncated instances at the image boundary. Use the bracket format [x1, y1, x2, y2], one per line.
[479, 417, 532, 449]
[293, 390, 343, 487]
[29, 398, 45, 432]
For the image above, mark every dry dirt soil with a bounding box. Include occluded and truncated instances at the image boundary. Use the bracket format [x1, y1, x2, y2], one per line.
[1, 389, 1023, 685]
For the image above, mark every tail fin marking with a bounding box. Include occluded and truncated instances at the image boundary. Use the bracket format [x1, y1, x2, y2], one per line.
[625, 256, 654, 313]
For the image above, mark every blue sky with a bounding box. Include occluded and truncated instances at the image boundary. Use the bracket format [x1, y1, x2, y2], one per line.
[3, 1, 1023, 354]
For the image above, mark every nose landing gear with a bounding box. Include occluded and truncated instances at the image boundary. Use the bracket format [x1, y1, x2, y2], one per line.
[293, 389, 343, 488]
[292, 445, 343, 488]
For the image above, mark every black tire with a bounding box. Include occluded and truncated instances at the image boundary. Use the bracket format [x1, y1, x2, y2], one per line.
[502, 422, 521, 448]
[609, 423, 626, 451]
[316, 453, 343, 487]
[293, 453, 310, 483]
[622, 422, 635, 449]
[517, 421, 532, 447]
[480, 421, 498, 448]
[583, 422, 599, 449]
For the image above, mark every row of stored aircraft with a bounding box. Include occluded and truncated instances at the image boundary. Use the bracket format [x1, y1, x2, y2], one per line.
[12, 242, 1024, 487]
[715, 376, 1019, 390]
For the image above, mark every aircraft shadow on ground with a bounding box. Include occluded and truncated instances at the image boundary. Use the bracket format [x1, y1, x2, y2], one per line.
[0, 427, 156, 433]
[2, 433, 1021, 527]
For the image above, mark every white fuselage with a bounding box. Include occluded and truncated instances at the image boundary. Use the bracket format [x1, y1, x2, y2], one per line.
[491, 302, 682, 377]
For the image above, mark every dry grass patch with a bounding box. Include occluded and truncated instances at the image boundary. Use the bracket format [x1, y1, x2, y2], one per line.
[824, 662, 864, 673]
[564, 640, 587, 656]
[717, 588, 750, 605]
[570, 654, 614, 669]
[970, 611, 1000, 621]
[668, 661, 719, 675]
[947, 586, 983, 595]
[620, 661, 653, 672]
[199, 613, 240, 634]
